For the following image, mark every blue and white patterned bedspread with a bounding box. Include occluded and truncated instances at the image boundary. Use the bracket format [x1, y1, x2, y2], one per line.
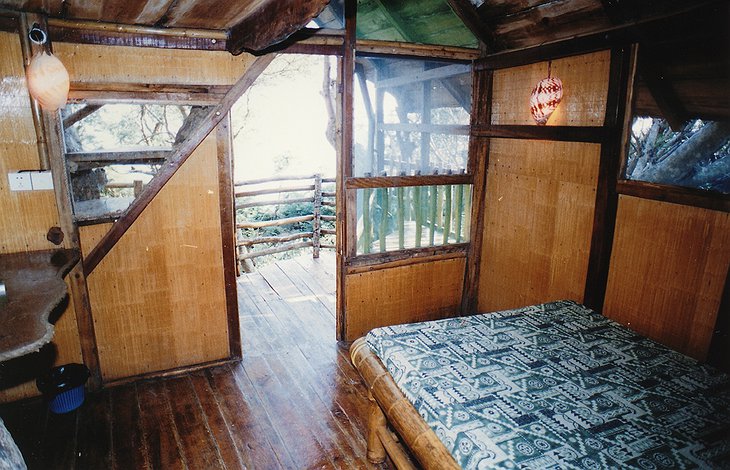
[366, 300, 730, 469]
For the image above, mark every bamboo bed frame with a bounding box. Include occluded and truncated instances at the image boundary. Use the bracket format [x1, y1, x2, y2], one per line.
[350, 337, 459, 470]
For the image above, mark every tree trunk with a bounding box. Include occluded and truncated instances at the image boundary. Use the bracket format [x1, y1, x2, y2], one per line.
[637, 120, 730, 185]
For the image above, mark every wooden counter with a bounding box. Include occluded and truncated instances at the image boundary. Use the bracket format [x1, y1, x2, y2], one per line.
[0, 249, 79, 362]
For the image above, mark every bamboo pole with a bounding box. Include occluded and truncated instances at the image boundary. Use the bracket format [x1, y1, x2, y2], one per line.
[237, 232, 312, 246]
[455, 183, 464, 243]
[397, 186, 405, 249]
[414, 185, 423, 248]
[379, 187, 389, 252]
[428, 186, 438, 246]
[463, 184, 472, 242]
[443, 184, 452, 244]
[363, 186, 372, 254]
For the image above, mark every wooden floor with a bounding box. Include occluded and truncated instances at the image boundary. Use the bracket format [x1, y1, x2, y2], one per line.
[0, 252, 392, 469]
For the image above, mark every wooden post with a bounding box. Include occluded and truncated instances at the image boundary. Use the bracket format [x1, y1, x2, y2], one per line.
[398, 171, 405, 249]
[362, 186, 372, 254]
[379, 187, 388, 252]
[414, 184, 422, 248]
[429, 170, 438, 246]
[312, 174, 322, 259]
[443, 182, 452, 244]
[133, 180, 143, 197]
[455, 177, 464, 243]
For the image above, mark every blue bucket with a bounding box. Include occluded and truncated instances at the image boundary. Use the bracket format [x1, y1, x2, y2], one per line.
[36, 364, 90, 414]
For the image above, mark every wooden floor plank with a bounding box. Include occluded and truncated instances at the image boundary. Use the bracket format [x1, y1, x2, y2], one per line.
[110, 384, 150, 470]
[1, 254, 389, 470]
[75, 390, 113, 469]
[206, 364, 290, 469]
[136, 381, 187, 469]
[164, 376, 225, 469]
[188, 370, 247, 470]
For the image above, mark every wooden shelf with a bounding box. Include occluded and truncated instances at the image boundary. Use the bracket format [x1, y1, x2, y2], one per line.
[0, 249, 79, 362]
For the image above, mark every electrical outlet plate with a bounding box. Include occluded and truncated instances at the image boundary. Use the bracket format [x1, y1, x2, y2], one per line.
[8, 172, 32, 191]
[30, 171, 53, 190]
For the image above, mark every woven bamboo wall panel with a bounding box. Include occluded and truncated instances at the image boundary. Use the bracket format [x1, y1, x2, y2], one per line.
[478, 138, 600, 313]
[345, 258, 466, 340]
[54, 43, 255, 86]
[0, 32, 62, 254]
[491, 50, 610, 126]
[604, 196, 730, 360]
[79, 134, 229, 380]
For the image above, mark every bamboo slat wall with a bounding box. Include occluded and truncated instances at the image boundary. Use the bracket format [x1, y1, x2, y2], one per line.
[478, 139, 601, 312]
[491, 50, 610, 127]
[604, 196, 730, 360]
[0, 32, 83, 402]
[79, 135, 229, 380]
[54, 43, 255, 86]
[0, 32, 62, 253]
[344, 258, 465, 340]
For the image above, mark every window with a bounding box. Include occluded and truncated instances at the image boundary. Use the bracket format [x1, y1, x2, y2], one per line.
[62, 103, 212, 222]
[625, 117, 729, 194]
[351, 55, 473, 255]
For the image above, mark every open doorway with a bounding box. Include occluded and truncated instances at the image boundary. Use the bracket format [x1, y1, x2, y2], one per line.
[231, 54, 339, 347]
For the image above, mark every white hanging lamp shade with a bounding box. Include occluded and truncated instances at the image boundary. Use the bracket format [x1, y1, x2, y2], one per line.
[529, 61, 563, 126]
[25, 27, 70, 111]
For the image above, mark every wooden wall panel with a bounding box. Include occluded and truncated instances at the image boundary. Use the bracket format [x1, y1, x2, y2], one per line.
[478, 139, 601, 312]
[0, 32, 62, 254]
[491, 50, 610, 127]
[79, 135, 229, 380]
[345, 258, 466, 340]
[54, 43, 255, 86]
[604, 196, 730, 360]
[0, 32, 83, 403]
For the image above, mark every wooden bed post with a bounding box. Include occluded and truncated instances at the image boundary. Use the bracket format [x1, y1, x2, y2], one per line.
[367, 392, 387, 463]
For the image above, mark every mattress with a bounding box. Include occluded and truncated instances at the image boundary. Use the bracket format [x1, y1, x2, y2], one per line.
[366, 300, 730, 469]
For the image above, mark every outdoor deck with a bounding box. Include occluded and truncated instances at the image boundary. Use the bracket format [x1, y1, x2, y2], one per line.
[0, 252, 392, 469]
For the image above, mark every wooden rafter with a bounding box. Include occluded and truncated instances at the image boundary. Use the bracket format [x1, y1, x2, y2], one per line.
[82, 54, 276, 276]
[445, 0, 496, 52]
[226, 0, 330, 55]
[62, 104, 103, 128]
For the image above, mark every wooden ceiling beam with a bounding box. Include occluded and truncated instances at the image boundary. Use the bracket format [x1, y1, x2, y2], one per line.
[445, 0, 496, 52]
[82, 53, 276, 276]
[226, 0, 329, 55]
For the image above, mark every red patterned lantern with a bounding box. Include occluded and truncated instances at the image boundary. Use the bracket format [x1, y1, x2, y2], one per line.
[529, 62, 563, 125]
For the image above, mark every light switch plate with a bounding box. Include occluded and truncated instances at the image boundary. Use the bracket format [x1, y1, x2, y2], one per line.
[8, 172, 32, 191]
[30, 171, 54, 190]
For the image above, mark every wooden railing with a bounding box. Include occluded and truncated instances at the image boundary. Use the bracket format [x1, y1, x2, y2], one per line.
[359, 175, 471, 254]
[235, 174, 336, 269]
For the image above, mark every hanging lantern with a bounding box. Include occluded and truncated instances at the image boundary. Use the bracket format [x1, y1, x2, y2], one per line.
[529, 61, 563, 125]
[25, 26, 69, 111]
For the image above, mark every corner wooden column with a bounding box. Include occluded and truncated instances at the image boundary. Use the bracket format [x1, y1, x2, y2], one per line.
[461, 68, 492, 314]
[216, 114, 241, 359]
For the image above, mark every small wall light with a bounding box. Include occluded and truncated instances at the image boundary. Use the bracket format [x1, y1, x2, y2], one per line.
[25, 25, 70, 111]
[529, 61, 563, 125]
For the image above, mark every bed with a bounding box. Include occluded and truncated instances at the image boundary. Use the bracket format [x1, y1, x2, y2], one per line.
[350, 300, 730, 470]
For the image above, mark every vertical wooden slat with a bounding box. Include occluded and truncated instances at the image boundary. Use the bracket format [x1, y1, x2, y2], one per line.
[582, 45, 634, 312]
[336, 0, 357, 340]
[443, 184, 452, 244]
[429, 184, 437, 245]
[216, 114, 241, 359]
[313, 173, 322, 258]
[461, 68, 493, 314]
[414, 185, 423, 247]
[379, 187, 388, 252]
[397, 185, 405, 249]
[455, 182, 464, 242]
[362, 186, 371, 254]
